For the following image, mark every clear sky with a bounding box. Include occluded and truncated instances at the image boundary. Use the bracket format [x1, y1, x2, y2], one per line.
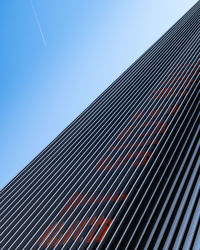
[0, 0, 198, 189]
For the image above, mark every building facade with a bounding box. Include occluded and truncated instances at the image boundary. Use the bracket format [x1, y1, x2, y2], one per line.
[1, 2, 200, 249]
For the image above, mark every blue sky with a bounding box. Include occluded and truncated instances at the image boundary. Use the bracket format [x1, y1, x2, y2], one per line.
[0, 0, 198, 189]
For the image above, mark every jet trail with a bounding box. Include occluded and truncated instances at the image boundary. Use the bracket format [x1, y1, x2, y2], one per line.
[30, 0, 47, 47]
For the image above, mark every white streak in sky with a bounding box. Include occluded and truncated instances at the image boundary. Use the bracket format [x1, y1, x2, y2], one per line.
[30, 0, 47, 47]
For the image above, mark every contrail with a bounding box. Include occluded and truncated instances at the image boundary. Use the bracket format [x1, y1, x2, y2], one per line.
[30, 0, 47, 47]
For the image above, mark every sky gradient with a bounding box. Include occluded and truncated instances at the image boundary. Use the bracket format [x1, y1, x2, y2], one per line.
[0, 0, 198, 189]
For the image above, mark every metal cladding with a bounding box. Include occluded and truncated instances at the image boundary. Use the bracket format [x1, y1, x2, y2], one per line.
[1, 2, 200, 250]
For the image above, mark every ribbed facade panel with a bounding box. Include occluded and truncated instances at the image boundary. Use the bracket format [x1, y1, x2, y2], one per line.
[1, 2, 200, 249]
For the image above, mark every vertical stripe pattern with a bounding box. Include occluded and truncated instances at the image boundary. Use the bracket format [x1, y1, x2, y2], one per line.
[1, 2, 200, 250]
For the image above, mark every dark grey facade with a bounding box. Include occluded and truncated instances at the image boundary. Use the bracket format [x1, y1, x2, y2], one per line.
[1, 2, 200, 249]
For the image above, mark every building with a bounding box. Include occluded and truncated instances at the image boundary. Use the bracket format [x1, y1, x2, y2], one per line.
[1, 2, 199, 249]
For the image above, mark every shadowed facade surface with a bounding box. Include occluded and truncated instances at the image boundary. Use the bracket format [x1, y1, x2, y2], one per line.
[1, 2, 200, 249]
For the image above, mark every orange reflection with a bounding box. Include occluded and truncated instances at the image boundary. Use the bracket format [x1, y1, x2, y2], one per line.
[37, 222, 56, 246]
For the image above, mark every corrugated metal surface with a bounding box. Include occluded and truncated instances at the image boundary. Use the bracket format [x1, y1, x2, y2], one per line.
[1, 2, 200, 249]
